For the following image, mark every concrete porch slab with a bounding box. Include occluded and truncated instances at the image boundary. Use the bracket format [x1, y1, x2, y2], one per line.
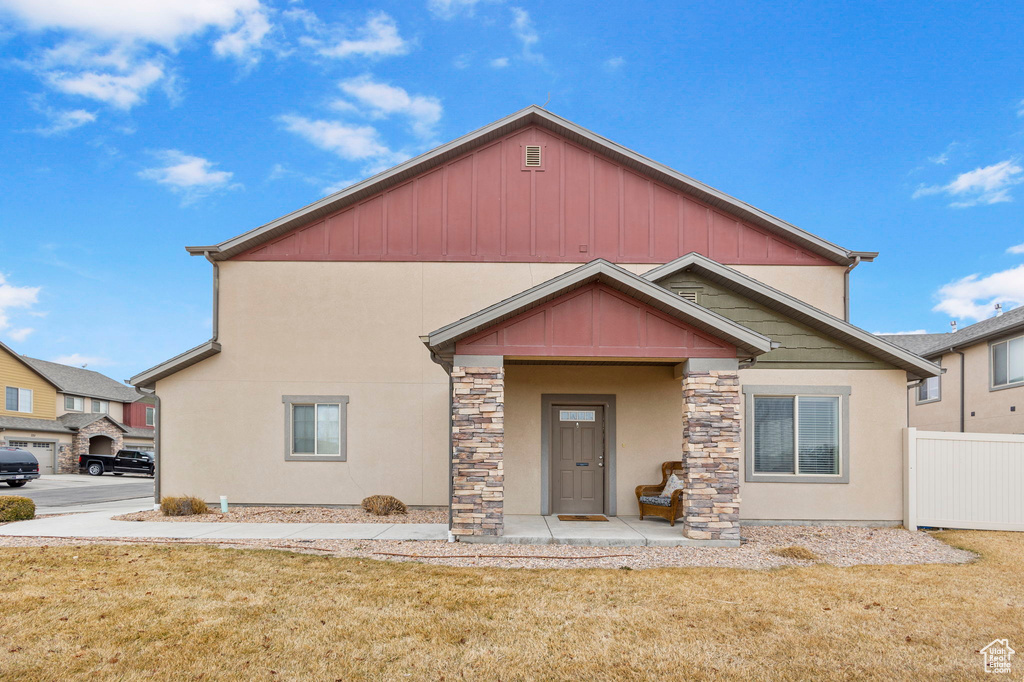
[459, 515, 740, 548]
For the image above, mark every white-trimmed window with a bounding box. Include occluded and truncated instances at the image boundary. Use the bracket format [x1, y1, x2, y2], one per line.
[992, 335, 1024, 389]
[916, 376, 940, 404]
[5, 387, 33, 414]
[91, 399, 109, 414]
[282, 395, 349, 461]
[752, 395, 841, 476]
[65, 395, 85, 412]
[145, 406, 155, 426]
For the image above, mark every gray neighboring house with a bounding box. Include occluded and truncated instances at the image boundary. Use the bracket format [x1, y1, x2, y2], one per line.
[0, 342, 155, 474]
[879, 305, 1024, 434]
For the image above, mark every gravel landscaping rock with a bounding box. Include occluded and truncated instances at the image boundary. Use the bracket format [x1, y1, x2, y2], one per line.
[113, 506, 447, 525]
[0, 525, 975, 570]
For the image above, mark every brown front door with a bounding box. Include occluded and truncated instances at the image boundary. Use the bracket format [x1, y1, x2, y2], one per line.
[551, 406, 605, 515]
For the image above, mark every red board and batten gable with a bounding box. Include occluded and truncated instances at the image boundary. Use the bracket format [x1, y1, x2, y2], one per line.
[236, 126, 831, 265]
[454, 283, 736, 359]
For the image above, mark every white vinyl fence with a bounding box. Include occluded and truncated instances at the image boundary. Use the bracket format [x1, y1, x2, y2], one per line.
[904, 428, 1024, 531]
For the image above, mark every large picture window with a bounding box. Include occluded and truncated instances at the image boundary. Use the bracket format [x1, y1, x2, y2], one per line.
[282, 395, 349, 461]
[743, 385, 850, 483]
[992, 335, 1024, 389]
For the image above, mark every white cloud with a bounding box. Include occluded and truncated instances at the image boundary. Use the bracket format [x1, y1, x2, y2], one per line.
[0, 274, 41, 334]
[604, 56, 624, 71]
[35, 107, 96, 135]
[7, 328, 33, 342]
[453, 53, 471, 69]
[913, 159, 1024, 207]
[212, 7, 272, 65]
[428, 0, 488, 19]
[490, 56, 509, 68]
[874, 329, 928, 336]
[1008, 242, 1024, 254]
[312, 12, 409, 59]
[510, 7, 541, 62]
[277, 114, 405, 165]
[1017, 99, 1024, 117]
[52, 353, 112, 368]
[0, 0, 266, 46]
[46, 60, 165, 109]
[933, 264, 1024, 321]
[337, 75, 442, 140]
[139, 150, 239, 202]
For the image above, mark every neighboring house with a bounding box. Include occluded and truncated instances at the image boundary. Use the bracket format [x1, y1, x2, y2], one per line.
[0, 341, 155, 474]
[130, 106, 938, 544]
[879, 305, 1024, 434]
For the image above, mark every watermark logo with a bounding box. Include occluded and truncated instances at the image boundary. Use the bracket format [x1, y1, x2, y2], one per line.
[980, 639, 1015, 674]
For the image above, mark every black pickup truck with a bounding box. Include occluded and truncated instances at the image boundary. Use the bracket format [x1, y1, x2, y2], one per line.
[80, 450, 154, 477]
[0, 447, 41, 487]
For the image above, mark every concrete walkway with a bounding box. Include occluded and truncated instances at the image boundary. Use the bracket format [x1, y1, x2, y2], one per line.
[0, 501, 448, 541]
[0, 504, 735, 547]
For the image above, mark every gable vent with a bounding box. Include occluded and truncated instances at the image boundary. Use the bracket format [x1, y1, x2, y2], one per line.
[672, 286, 702, 303]
[524, 145, 542, 167]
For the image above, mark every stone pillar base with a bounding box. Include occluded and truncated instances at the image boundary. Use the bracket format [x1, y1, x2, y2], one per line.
[451, 364, 504, 537]
[681, 368, 741, 542]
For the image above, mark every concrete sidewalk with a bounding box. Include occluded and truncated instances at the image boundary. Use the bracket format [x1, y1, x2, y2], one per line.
[1, 502, 448, 541]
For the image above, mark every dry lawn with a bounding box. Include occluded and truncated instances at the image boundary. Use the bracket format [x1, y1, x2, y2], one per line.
[0, 531, 1021, 681]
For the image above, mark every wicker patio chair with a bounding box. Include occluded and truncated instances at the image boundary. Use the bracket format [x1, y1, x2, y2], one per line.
[635, 461, 685, 525]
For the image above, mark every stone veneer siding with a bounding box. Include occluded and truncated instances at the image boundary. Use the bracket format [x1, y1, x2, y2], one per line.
[450, 365, 505, 537]
[681, 369, 741, 541]
[71, 419, 125, 470]
[56, 444, 75, 474]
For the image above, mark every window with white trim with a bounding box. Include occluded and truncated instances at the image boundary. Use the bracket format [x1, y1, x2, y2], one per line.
[145, 406, 155, 426]
[5, 387, 33, 414]
[752, 395, 841, 476]
[65, 395, 85, 411]
[91, 399, 109, 414]
[992, 335, 1024, 388]
[917, 376, 940, 403]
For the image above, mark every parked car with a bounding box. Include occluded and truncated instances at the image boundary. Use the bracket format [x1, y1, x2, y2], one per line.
[0, 447, 41, 487]
[80, 450, 155, 477]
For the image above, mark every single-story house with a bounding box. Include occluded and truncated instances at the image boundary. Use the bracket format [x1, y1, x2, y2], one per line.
[880, 304, 1024, 434]
[131, 106, 939, 544]
[1, 341, 155, 473]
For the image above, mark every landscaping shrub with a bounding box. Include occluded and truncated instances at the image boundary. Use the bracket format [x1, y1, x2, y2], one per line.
[770, 545, 820, 562]
[361, 495, 407, 516]
[160, 496, 209, 517]
[0, 496, 35, 522]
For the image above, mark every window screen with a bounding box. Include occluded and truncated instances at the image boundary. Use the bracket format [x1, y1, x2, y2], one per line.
[797, 396, 839, 475]
[753, 397, 795, 474]
[292, 405, 316, 454]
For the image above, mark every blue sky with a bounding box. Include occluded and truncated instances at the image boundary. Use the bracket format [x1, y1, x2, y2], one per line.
[1, 0, 1023, 380]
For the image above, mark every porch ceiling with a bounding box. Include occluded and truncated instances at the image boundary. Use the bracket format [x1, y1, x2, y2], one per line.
[423, 259, 772, 365]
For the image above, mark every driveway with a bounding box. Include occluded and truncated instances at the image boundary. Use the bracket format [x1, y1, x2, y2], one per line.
[6, 474, 153, 510]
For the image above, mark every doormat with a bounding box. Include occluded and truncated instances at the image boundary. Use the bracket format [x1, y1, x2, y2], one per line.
[556, 515, 609, 522]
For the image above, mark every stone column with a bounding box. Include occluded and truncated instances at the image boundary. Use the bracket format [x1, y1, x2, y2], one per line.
[450, 356, 504, 537]
[681, 359, 741, 543]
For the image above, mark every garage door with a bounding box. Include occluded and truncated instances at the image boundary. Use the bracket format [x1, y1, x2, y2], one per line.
[7, 441, 54, 475]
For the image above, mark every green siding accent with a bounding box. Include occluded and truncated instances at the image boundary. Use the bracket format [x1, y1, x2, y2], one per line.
[660, 273, 894, 369]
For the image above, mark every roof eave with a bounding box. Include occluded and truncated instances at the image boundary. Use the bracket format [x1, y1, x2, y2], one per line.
[187, 106, 866, 266]
[425, 259, 772, 360]
[643, 253, 941, 380]
[130, 340, 222, 389]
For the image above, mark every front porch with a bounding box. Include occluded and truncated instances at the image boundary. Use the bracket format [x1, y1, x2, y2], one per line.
[426, 261, 776, 548]
[468, 514, 741, 548]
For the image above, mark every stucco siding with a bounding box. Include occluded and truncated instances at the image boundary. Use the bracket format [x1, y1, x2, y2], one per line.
[157, 261, 652, 505]
[730, 264, 846, 318]
[907, 352, 962, 432]
[56, 395, 125, 422]
[738, 368, 907, 522]
[0, 348, 57, 420]
[963, 342, 1024, 433]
